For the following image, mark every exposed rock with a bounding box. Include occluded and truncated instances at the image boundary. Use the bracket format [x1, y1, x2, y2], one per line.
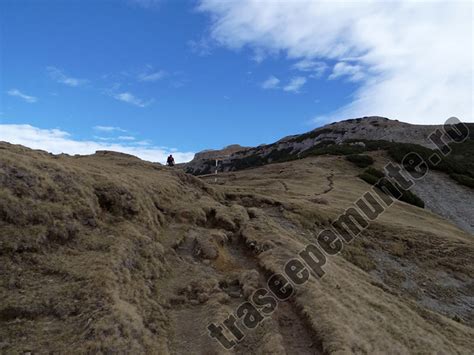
[183, 116, 461, 175]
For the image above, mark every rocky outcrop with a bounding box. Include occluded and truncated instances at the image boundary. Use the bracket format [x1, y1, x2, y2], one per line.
[193, 144, 248, 160]
[183, 116, 451, 175]
[184, 144, 249, 175]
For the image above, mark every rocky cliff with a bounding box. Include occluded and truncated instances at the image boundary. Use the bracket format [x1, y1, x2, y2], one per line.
[183, 116, 464, 175]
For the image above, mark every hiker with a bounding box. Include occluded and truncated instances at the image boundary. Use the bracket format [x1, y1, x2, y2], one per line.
[166, 154, 175, 167]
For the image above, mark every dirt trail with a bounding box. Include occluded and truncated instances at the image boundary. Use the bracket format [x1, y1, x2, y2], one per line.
[169, 300, 214, 354]
[276, 301, 322, 354]
[166, 218, 323, 355]
[225, 233, 323, 354]
[2, 143, 474, 354]
[314, 172, 334, 196]
[279, 181, 290, 192]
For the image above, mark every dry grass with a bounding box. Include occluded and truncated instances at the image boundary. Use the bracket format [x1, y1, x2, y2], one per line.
[1, 142, 473, 354]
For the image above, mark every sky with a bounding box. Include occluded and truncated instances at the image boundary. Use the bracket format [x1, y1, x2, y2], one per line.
[0, 0, 472, 163]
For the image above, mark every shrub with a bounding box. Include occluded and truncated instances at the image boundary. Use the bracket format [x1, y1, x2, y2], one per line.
[289, 128, 333, 143]
[359, 172, 380, 185]
[266, 147, 296, 163]
[364, 167, 385, 179]
[400, 189, 425, 208]
[359, 167, 425, 208]
[450, 173, 474, 188]
[358, 167, 385, 185]
[299, 142, 366, 159]
[374, 179, 425, 208]
[346, 154, 374, 168]
[231, 153, 266, 170]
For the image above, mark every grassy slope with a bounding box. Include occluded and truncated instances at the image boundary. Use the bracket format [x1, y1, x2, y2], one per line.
[0, 143, 222, 353]
[205, 156, 474, 353]
[1, 143, 473, 354]
[196, 123, 474, 191]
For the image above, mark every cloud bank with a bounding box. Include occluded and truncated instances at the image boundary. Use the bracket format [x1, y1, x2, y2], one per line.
[198, 0, 473, 124]
[0, 124, 194, 163]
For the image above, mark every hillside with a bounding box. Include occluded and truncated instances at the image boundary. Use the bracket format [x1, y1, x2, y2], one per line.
[184, 117, 474, 234]
[1, 140, 473, 354]
[184, 117, 473, 178]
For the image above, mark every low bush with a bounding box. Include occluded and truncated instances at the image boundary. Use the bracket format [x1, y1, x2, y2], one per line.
[346, 154, 374, 168]
[400, 189, 425, 208]
[231, 153, 266, 170]
[359, 167, 425, 208]
[387, 140, 473, 180]
[289, 128, 333, 143]
[359, 172, 380, 185]
[266, 147, 295, 163]
[299, 142, 366, 159]
[450, 173, 474, 188]
[364, 167, 385, 179]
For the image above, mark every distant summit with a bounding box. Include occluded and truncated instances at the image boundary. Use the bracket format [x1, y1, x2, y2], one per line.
[184, 116, 470, 175]
[186, 144, 249, 173]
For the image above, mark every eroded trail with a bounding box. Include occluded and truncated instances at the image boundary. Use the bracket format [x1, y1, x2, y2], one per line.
[2, 143, 474, 355]
[165, 209, 324, 355]
[276, 301, 322, 354]
[225, 233, 323, 354]
[316, 172, 334, 196]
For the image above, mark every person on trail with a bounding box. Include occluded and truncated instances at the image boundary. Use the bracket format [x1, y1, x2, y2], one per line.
[166, 154, 175, 167]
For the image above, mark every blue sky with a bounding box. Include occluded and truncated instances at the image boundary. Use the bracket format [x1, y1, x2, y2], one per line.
[0, 0, 472, 162]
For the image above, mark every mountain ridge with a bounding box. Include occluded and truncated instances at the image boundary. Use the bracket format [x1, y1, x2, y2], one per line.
[184, 116, 471, 176]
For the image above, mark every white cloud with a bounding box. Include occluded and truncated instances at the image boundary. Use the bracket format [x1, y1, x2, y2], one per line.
[261, 75, 307, 93]
[293, 59, 327, 78]
[251, 48, 266, 63]
[329, 62, 365, 82]
[138, 70, 166, 82]
[118, 136, 136, 141]
[188, 38, 213, 56]
[112, 92, 152, 107]
[0, 124, 194, 163]
[7, 89, 38, 103]
[136, 140, 151, 146]
[93, 136, 114, 141]
[47, 66, 88, 87]
[283, 76, 306, 93]
[93, 126, 127, 133]
[198, 0, 473, 124]
[261, 75, 280, 89]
